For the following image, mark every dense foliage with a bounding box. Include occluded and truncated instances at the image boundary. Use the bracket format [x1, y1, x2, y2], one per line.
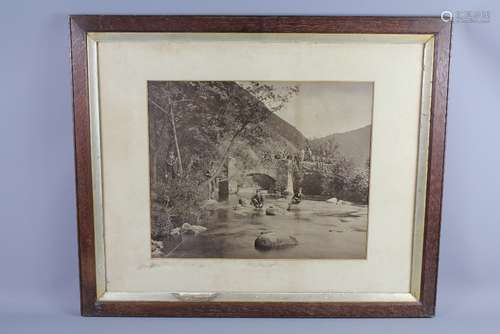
[148, 81, 299, 239]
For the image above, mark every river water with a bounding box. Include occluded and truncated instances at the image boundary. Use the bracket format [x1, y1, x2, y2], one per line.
[163, 196, 368, 259]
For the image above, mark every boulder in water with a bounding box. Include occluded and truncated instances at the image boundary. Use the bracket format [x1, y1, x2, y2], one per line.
[254, 232, 298, 250]
[181, 223, 207, 235]
[201, 199, 218, 208]
[170, 227, 181, 236]
[265, 206, 287, 216]
[326, 197, 338, 204]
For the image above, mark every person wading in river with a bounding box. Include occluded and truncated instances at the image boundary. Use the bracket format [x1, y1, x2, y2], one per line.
[288, 187, 303, 210]
[251, 189, 264, 209]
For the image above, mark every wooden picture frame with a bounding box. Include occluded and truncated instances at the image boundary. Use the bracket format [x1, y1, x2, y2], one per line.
[70, 15, 452, 318]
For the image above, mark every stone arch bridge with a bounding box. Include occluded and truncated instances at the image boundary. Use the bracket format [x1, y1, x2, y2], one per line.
[227, 157, 294, 196]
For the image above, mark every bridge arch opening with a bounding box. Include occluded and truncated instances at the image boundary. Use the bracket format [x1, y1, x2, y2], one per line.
[244, 173, 276, 191]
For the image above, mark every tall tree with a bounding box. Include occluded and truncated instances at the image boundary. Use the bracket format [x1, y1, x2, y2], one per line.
[203, 82, 299, 185]
[148, 81, 299, 186]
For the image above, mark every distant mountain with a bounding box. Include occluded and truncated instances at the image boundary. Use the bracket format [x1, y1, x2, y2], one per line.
[310, 125, 372, 168]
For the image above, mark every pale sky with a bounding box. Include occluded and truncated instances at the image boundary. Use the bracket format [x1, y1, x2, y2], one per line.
[242, 82, 374, 138]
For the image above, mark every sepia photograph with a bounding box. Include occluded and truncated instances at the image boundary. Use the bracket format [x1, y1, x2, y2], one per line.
[149, 81, 373, 259]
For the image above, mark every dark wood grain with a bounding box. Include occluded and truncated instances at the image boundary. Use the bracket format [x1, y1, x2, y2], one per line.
[70, 15, 452, 318]
[70, 17, 98, 316]
[419, 21, 452, 316]
[92, 301, 429, 318]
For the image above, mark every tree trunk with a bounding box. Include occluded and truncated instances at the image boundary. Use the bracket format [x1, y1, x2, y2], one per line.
[203, 123, 247, 186]
[150, 99, 183, 174]
[168, 104, 183, 174]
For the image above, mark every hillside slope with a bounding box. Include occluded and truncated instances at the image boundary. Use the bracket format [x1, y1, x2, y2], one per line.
[310, 125, 372, 168]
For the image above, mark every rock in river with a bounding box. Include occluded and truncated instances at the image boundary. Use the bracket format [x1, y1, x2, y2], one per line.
[326, 197, 339, 204]
[201, 199, 218, 209]
[170, 227, 181, 236]
[265, 206, 287, 216]
[254, 232, 298, 251]
[181, 223, 207, 235]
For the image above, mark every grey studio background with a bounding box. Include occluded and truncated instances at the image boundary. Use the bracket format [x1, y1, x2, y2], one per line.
[1, 0, 499, 333]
